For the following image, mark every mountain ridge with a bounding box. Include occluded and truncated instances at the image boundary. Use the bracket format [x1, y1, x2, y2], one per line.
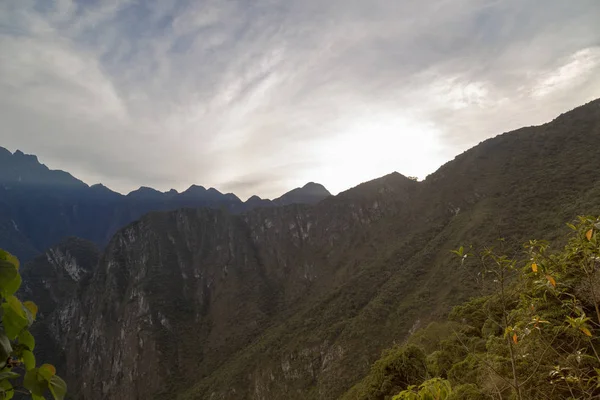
[18, 98, 600, 399]
[0, 148, 332, 261]
[0, 146, 331, 201]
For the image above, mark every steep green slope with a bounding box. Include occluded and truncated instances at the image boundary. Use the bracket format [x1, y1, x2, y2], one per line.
[56, 173, 420, 400]
[342, 217, 600, 399]
[22, 99, 600, 400]
[176, 99, 600, 399]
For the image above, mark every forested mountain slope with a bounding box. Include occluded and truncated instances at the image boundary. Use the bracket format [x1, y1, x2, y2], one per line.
[19, 99, 600, 399]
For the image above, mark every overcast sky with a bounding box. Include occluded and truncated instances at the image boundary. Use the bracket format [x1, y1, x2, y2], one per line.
[1, 0, 599, 199]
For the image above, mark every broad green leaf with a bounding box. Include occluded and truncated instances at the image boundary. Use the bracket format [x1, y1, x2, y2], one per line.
[0, 379, 14, 400]
[49, 375, 67, 400]
[0, 260, 20, 297]
[1, 273, 21, 298]
[2, 296, 29, 339]
[23, 369, 47, 396]
[39, 364, 56, 381]
[4, 296, 23, 317]
[0, 260, 17, 288]
[0, 250, 21, 296]
[18, 330, 35, 351]
[23, 302, 37, 321]
[22, 349, 35, 370]
[0, 332, 12, 364]
[0, 251, 19, 270]
[0, 372, 19, 381]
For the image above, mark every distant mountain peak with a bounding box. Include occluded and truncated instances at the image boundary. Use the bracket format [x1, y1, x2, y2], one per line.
[303, 181, 320, 187]
[273, 182, 331, 206]
[0, 147, 86, 188]
[183, 184, 207, 194]
[137, 186, 159, 192]
[301, 182, 330, 194]
[90, 183, 121, 197]
[13, 150, 40, 163]
[91, 183, 111, 192]
[127, 186, 163, 198]
[224, 193, 241, 202]
[336, 172, 418, 200]
[0, 146, 11, 158]
[91, 183, 114, 190]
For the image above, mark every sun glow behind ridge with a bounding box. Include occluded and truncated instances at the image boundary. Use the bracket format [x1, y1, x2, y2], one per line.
[313, 111, 446, 194]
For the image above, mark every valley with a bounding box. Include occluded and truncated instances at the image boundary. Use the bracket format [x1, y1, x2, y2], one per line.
[4, 99, 600, 399]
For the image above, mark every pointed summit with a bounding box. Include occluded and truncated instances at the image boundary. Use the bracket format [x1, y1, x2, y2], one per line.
[182, 184, 207, 195]
[0, 148, 86, 188]
[244, 194, 273, 209]
[273, 182, 331, 206]
[0, 146, 11, 158]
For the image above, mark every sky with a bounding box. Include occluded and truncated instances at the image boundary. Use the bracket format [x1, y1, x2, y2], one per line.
[1, 1, 599, 200]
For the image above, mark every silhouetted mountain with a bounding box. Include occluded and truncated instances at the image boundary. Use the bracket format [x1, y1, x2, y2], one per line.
[0, 148, 86, 188]
[90, 183, 120, 197]
[245, 194, 272, 209]
[126, 186, 164, 199]
[273, 182, 331, 205]
[0, 149, 331, 261]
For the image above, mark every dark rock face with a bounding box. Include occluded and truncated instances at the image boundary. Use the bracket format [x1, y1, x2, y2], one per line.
[28, 173, 418, 400]
[18, 99, 600, 399]
[18, 237, 100, 384]
[0, 149, 331, 262]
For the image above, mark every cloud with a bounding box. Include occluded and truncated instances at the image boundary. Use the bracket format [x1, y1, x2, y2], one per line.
[0, 0, 599, 199]
[532, 48, 600, 98]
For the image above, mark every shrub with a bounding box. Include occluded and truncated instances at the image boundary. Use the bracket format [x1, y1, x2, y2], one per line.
[0, 249, 66, 399]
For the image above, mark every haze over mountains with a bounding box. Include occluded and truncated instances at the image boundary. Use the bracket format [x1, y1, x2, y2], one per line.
[0, 146, 330, 261]
[5, 99, 600, 399]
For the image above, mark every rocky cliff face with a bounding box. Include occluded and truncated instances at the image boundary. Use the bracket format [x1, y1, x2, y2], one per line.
[51, 173, 419, 400]
[19, 237, 100, 381]
[22, 99, 600, 399]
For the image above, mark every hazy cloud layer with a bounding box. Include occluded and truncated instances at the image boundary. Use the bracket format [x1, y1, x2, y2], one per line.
[1, 0, 599, 198]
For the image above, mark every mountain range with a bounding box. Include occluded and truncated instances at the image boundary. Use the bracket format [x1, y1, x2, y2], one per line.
[5, 98, 600, 399]
[0, 147, 331, 261]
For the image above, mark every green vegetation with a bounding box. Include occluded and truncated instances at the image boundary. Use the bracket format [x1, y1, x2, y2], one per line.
[343, 217, 600, 399]
[393, 378, 453, 400]
[0, 249, 66, 399]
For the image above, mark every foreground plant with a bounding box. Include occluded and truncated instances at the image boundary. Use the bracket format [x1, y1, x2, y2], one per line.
[0, 249, 66, 399]
[349, 216, 600, 400]
[447, 216, 600, 399]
